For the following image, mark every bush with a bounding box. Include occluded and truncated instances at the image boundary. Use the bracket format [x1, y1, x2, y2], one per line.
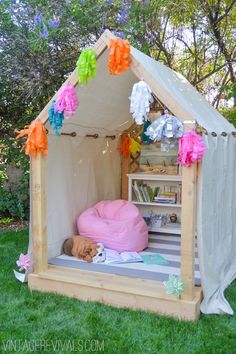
[0, 138, 30, 221]
[0, 217, 13, 225]
[0, 181, 29, 220]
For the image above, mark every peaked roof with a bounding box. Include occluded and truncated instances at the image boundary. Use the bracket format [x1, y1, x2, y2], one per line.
[38, 29, 234, 134]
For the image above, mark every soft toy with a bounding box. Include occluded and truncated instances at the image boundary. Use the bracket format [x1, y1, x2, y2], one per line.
[63, 236, 99, 263]
[92, 243, 106, 263]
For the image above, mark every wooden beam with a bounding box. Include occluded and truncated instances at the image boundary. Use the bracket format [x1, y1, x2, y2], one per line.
[121, 155, 129, 200]
[31, 153, 47, 274]
[28, 265, 202, 321]
[180, 123, 197, 300]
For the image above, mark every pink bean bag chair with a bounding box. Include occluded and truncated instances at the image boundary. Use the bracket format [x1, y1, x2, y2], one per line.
[77, 200, 148, 252]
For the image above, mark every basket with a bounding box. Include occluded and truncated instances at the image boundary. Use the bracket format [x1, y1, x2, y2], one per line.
[139, 163, 178, 175]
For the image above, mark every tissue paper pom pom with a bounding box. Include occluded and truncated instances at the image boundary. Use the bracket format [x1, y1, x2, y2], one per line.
[55, 84, 79, 118]
[163, 274, 184, 297]
[145, 112, 183, 141]
[48, 100, 64, 136]
[16, 120, 48, 157]
[108, 38, 130, 75]
[141, 120, 152, 144]
[16, 253, 31, 272]
[177, 130, 207, 167]
[76, 48, 97, 85]
[130, 138, 141, 155]
[120, 134, 131, 158]
[129, 81, 153, 125]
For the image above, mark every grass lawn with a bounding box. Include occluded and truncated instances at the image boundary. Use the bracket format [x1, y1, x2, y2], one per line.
[0, 229, 236, 354]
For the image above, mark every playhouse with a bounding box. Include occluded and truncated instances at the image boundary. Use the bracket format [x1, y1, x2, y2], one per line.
[27, 30, 236, 320]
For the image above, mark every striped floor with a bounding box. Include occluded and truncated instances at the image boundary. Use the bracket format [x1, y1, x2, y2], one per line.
[49, 234, 201, 285]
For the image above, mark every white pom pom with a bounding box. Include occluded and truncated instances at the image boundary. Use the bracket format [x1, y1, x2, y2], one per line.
[129, 80, 153, 125]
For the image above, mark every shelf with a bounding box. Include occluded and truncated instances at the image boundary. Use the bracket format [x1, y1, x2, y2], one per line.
[149, 223, 181, 235]
[127, 173, 182, 182]
[132, 201, 181, 208]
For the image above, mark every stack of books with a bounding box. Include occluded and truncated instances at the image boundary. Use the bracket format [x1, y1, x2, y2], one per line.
[154, 192, 177, 204]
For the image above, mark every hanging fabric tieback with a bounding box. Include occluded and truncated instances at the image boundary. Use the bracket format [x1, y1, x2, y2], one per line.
[145, 111, 183, 141]
[16, 119, 48, 157]
[76, 48, 97, 85]
[108, 38, 131, 75]
[129, 81, 153, 125]
[177, 130, 207, 167]
[54, 83, 79, 118]
[48, 100, 64, 136]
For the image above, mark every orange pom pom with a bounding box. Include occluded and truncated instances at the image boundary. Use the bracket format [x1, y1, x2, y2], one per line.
[108, 38, 131, 75]
[16, 120, 48, 157]
[120, 134, 131, 158]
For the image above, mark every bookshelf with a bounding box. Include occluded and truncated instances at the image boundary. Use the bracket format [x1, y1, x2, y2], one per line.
[127, 173, 182, 235]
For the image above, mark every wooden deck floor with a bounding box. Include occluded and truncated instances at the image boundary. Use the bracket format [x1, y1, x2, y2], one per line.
[28, 264, 202, 321]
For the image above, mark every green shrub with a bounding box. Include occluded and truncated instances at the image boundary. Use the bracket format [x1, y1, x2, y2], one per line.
[0, 138, 30, 220]
[0, 217, 13, 225]
[0, 184, 29, 220]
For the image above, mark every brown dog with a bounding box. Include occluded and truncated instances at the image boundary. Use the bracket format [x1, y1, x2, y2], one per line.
[63, 236, 98, 263]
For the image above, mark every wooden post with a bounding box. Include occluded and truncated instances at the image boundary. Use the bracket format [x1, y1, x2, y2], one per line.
[180, 124, 197, 300]
[121, 156, 129, 200]
[31, 153, 47, 273]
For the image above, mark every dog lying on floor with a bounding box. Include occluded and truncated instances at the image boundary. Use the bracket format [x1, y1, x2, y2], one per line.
[63, 236, 105, 263]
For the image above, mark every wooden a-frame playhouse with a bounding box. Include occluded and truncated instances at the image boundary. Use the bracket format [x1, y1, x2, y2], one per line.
[28, 30, 236, 320]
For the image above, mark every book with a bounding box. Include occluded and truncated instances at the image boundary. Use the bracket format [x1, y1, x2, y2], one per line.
[141, 254, 169, 265]
[151, 186, 159, 201]
[104, 249, 143, 264]
[133, 181, 144, 202]
[132, 184, 140, 202]
[142, 184, 150, 202]
[155, 192, 177, 204]
[139, 183, 147, 202]
[147, 185, 153, 202]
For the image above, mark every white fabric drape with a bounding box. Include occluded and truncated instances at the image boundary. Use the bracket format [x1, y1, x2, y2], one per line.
[197, 135, 236, 314]
[29, 135, 121, 260]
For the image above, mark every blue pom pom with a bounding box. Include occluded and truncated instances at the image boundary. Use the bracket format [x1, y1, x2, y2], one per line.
[48, 100, 64, 136]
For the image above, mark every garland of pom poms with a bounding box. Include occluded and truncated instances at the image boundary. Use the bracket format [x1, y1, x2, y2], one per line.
[177, 130, 207, 167]
[108, 38, 131, 75]
[16, 119, 48, 157]
[48, 83, 79, 135]
[76, 48, 97, 85]
[120, 134, 141, 158]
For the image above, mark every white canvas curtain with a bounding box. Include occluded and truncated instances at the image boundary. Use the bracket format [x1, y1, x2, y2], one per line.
[197, 134, 236, 314]
[29, 134, 121, 260]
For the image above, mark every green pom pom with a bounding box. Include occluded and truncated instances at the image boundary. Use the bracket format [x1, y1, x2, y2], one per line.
[163, 274, 184, 297]
[76, 48, 96, 85]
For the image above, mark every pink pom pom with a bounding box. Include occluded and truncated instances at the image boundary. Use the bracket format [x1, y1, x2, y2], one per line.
[54, 84, 79, 118]
[178, 130, 207, 167]
[16, 253, 31, 272]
